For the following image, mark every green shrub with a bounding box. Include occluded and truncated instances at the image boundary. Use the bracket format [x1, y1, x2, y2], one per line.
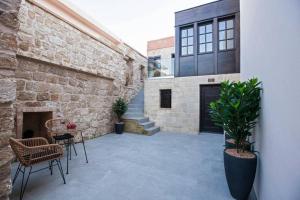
[209, 78, 261, 152]
[112, 97, 128, 122]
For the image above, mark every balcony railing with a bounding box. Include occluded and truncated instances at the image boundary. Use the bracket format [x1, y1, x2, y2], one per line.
[148, 58, 174, 78]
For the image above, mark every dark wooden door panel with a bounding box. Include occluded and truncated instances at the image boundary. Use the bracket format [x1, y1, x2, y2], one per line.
[200, 85, 223, 133]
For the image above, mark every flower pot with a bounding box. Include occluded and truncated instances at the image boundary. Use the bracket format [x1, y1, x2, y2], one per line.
[224, 149, 257, 200]
[225, 139, 251, 151]
[115, 122, 124, 134]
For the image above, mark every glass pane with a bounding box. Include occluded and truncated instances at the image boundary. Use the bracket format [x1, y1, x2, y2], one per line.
[199, 26, 205, 34]
[206, 43, 212, 52]
[219, 31, 225, 40]
[199, 34, 205, 43]
[227, 29, 234, 39]
[219, 21, 225, 30]
[181, 47, 187, 55]
[188, 37, 193, 45]
[219, 41, 226, 50]
[188, 46, 193, 54]
[199, 44, 206, 53]
[181, 38, 187, 46]
[181, 29, 187, 37]
[206, 24, 212, 33]
[206, 33, 212, 42]
[227, 39, 234, 49]
[227, 19, 234, 29]
[188, 28, 193, 36]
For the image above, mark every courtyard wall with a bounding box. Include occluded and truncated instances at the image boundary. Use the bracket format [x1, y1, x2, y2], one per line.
[144, 74, 240, 133]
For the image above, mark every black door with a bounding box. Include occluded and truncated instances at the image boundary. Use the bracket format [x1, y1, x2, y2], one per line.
[200, 85, 223, 133]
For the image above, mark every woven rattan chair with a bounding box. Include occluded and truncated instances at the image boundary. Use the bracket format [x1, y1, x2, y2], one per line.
[9, 137, 65, 200]
[45, 118, 88, 174]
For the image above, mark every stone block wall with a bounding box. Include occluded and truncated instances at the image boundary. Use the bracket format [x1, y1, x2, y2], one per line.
[144, 74, 240, 133]
[17, 0, 146, 96]
[15, 56, 115, 139]
[13, 0, 147, 140]
[0, 0, 146, 198]
[0, 0, 21, 199]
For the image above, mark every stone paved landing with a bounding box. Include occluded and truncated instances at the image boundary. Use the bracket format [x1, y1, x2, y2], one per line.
[10, 132, 233, 200]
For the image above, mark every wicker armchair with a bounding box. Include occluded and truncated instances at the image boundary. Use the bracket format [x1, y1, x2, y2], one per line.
[9, 137, 66, 200]
[45, 118, 88, 174]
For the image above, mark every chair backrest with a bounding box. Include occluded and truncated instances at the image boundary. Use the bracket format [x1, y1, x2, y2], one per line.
[9, 138, 29, 166]
[45, 118, 70, 137]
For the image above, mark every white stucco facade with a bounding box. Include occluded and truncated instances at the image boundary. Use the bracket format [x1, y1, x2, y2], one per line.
[240, 0, 300, 199]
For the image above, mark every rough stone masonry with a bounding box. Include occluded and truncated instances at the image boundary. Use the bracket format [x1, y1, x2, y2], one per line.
[0, 0, 147, 199]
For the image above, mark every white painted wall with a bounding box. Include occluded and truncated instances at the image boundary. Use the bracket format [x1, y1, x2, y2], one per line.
[240, 0, 300, 199]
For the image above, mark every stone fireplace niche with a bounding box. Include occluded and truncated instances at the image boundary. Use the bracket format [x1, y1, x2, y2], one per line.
[16, 107, 56, 139]
[23, 112, 52, 138]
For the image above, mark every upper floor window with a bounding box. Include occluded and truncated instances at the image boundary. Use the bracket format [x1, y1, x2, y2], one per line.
[148, 56, 161, 77]
[181, 27, 193, 56]
[198, 23, 213, 53]
[218, 18, 234, 50]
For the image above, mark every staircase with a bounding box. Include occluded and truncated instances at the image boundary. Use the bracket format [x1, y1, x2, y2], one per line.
[123, 88, 160, 135]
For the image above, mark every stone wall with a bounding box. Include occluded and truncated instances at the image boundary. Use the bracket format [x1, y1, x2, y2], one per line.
[13, 0, 147, 139]
[0, 0, 21, 199]
[0, 0, 146, 198]
[144, 74, 240, 133]
[17, 0, 146, 94]
[15, 56, 115, 139]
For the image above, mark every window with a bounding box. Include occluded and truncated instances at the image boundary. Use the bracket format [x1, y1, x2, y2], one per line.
[148, 56, 161, 77]
[160, 89, 171, 108]
[181, 27, 193, 56]
[125, 58, 133, 86]
[218, 18, 234, 50]
[198, 23, 213, 53]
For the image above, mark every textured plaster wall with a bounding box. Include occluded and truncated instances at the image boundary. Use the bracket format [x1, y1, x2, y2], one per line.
[144, 74, 240, 133]
[240, 0, 300, 199]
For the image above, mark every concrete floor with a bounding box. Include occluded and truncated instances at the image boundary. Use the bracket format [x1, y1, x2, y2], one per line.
[10, 132, 233, 200]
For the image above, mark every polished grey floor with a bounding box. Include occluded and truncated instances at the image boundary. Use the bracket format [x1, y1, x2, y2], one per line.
[11, 132, 233, 200]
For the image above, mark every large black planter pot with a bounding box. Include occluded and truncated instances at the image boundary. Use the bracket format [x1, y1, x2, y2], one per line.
[115, 122, 124, 134]
[224, 150, 257, 200]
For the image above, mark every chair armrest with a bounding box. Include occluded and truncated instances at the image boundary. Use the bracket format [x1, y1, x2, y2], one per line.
[20, 137, 49, 147]
[26, 144, 63, 159]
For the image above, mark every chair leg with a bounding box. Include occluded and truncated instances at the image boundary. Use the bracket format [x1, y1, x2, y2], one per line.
[81, 131, 88, 163]
[72, 140, 77, 156]
[19, 166, 26, 200]
[20, 166, 32, 200]
[66, 139, 69, 174]
[56, 159, 66, 184]
[13, 163, 21, 185]
[69, 138, 72, 161]
[49, 161, 53, 175]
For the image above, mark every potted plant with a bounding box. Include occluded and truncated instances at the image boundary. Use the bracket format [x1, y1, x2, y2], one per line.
[112, 97, 128, 134]
[209, 78, 261, 200]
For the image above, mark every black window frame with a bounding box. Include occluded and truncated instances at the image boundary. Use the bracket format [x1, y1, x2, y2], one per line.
[218, 18, 235, 51]
[198, 22, 213, 54]
[180, 26, 194, 56]
[160, 89, 172, 108]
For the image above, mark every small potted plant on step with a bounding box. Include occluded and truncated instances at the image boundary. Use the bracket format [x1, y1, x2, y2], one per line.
[209, 78, 261, 200]
[112, 97, 128, 134]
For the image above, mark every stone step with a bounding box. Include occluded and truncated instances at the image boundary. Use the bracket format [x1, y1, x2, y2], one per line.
[140, 121, 155, 129]
[145, 126, 160, 135]
[128, 103, 143, 108]
[123, 112, 144, 118]
[123, 117, 149, 123]
[127, 107, 143, 113]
